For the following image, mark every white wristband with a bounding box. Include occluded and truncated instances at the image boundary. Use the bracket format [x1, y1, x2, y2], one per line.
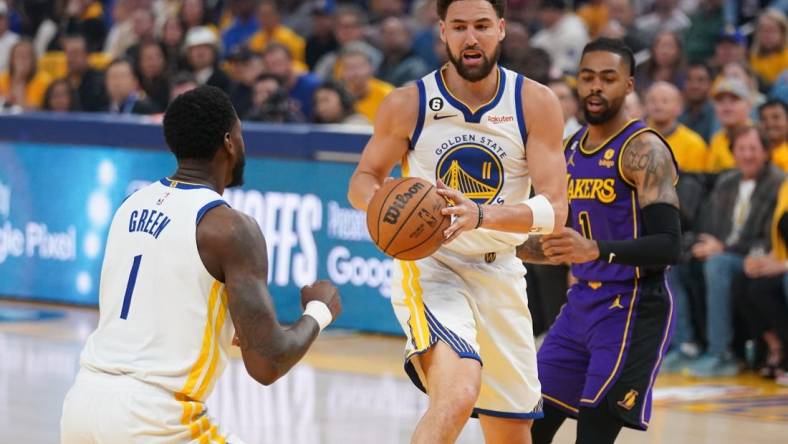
[524, 194, 555, 234]
[303, 301, 332, 331]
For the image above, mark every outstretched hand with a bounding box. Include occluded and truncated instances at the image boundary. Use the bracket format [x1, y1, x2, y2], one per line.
[436, 179, 481, 243]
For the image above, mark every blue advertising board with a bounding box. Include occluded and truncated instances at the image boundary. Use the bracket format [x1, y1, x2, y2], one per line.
[0, 141, 400, 334]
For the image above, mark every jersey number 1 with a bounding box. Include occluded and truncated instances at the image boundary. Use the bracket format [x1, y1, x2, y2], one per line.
[578, 211, 593, 240]
[120, 255, 142, 320]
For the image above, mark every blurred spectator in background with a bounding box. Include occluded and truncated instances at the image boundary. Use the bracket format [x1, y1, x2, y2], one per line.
[180, 0, 214, 33]
[61, 0, 107, 53]
[123, 9, 157, 62]
[750, 9, 788, 88]
[411, 0, 441, 70]
[635, 0, 691, 44]
[262, 42, 321, 120]
[531, 0, 588, 75]
[721, 61, 767, 113]
[646, 81, 709, 173]
[680, 62, 719, 142]
[501, 21, 530, 74]
[576, 0, 608, 38]
[313, 80, 369, 125]
[599, 0, 647, 53]
[635, 30, 686, 94]
[168, 71, 198, 102]
[63, 33, 107, 111]
[229, 48, 264, 118]
[305, 3, 338, 71]
[249, 0, 305, 63]
[245, 73, 303, 123]
[684, 0, 725, 64]
[548, 76, 581, 139]
[136, 40, 170, 112]
[0, 1, 19, 74]
[683, 125, 783, 377]
[735, 178, 788, 383]
[624, 90, 645, 120]
[184, 26, 230, 91]
[103, 58, 156, 114]
[160, 16, 186, 75]
[376, 16, 429, 87]
[368, 0, 407, 23]
[708, 78, 754, 173]
[314, 5, 381, 79]
[0, 39, 51, 110]
[222, 0, 258, 55]
[103, 0, 134, 60]
[337, 45, 393, 123]
[712, 28, 749, 71]
[43, 78, 80, 112]
[761, 99, 788, 171]
[518, 47, 552, 86]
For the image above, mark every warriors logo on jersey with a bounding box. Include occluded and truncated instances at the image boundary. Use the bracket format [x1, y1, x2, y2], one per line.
[436, 142, 504, 204]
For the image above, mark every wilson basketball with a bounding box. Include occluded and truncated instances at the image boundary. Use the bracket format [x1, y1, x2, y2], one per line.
[366, 177, 450, 260]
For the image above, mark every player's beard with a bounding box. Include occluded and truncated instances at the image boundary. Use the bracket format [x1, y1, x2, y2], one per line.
[227, 152, 245, 188]
[582, 94, 624, 125]
[446, 42, 501, 82]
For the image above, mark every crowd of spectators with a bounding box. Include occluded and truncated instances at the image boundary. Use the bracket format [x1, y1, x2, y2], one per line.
[1, 0, 788, 383]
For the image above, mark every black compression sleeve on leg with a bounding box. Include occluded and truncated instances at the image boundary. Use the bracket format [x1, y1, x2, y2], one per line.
[576, 406, 624, 444]
[532, 404, 569, 444]
[596, 203, 681, 266]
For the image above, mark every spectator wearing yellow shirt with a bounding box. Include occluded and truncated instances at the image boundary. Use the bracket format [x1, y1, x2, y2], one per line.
[0, 39, 51, 110]
[248, 0, 305, 63]
[760, 99, 788, 172]
[750, 9, 788, 87]
[576, 0, 609, 38]
[707, 78, 753, 173]
[645, 81, 708, 173]
[338, 47, 393, 123]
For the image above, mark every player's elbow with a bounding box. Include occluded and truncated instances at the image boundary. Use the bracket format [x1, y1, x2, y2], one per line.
[245, 360, 285, 386]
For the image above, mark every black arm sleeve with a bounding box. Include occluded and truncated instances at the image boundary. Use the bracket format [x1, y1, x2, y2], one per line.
[596, 203, 681, 267]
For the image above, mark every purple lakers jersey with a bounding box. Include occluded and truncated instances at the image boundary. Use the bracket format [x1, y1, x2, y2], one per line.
[565, 120, 675, 282]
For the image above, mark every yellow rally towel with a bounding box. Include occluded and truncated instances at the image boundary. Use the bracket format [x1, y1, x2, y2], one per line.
[772, 180, 788, 260]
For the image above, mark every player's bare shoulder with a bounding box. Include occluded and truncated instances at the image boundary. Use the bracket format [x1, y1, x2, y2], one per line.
[620, 131, 679, 207]
[520, 77, 564, 145]
[196, 204, 267, 282]
[374, 83, 421, 136]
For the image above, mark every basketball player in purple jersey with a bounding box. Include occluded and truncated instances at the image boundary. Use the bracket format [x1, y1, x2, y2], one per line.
[517, 39, 681, 444]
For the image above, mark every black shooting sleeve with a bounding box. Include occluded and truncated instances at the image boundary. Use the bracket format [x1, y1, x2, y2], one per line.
[596, 203, 681, 266]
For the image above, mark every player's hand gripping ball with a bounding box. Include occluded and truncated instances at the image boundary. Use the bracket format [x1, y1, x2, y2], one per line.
[366, 178, 450, 260]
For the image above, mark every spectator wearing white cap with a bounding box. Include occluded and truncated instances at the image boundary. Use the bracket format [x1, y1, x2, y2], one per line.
[184, 26, 230, 92]
[0, 0, 19, 74]
[707, 77, 754, 173]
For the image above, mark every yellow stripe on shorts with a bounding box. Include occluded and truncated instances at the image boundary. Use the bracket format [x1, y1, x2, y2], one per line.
[400, 260, 430, 350]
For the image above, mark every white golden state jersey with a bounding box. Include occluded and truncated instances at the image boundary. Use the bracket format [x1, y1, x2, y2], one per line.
[405, 66, 531, 255]
[80, 178, 235, 403]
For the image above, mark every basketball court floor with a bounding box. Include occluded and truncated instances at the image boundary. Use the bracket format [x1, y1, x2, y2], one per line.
[2, 299, 787, 443]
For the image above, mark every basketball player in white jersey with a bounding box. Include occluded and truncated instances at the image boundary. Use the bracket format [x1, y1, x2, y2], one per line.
[348, 1, 567, 443]
[61, 86, 342, 443]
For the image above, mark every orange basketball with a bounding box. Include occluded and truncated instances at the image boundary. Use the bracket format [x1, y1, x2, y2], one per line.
[366, 177, 450, 260]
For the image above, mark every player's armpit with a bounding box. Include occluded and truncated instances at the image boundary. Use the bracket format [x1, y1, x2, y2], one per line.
[348, 86, 418, 211]
[620, 132, 679, 208]
[516, 236, 552, 264]
[197, 206, 319, 385]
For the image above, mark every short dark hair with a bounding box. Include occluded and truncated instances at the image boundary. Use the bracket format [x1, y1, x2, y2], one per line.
[759, 98, 788, 116]
[263, 42, 292, 59]
[106, 58, 138, 80]
[730, 124, 771, 152]
[687, 61, 714, 78]
[437, 0, 505, 20]
[581, 38, 636, 76]
[163, 86, 238, 160]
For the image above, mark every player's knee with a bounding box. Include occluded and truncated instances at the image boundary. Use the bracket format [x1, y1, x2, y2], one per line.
[435, 379, 480, 419]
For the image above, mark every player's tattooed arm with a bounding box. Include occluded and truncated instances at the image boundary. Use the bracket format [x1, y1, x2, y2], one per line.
[620, 131, 679, 208]
[198, 207, 338, 385]
[516, 235, 553, 264]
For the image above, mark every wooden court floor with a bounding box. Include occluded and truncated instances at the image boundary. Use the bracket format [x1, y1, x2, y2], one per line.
[1, 300, 787, 443]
